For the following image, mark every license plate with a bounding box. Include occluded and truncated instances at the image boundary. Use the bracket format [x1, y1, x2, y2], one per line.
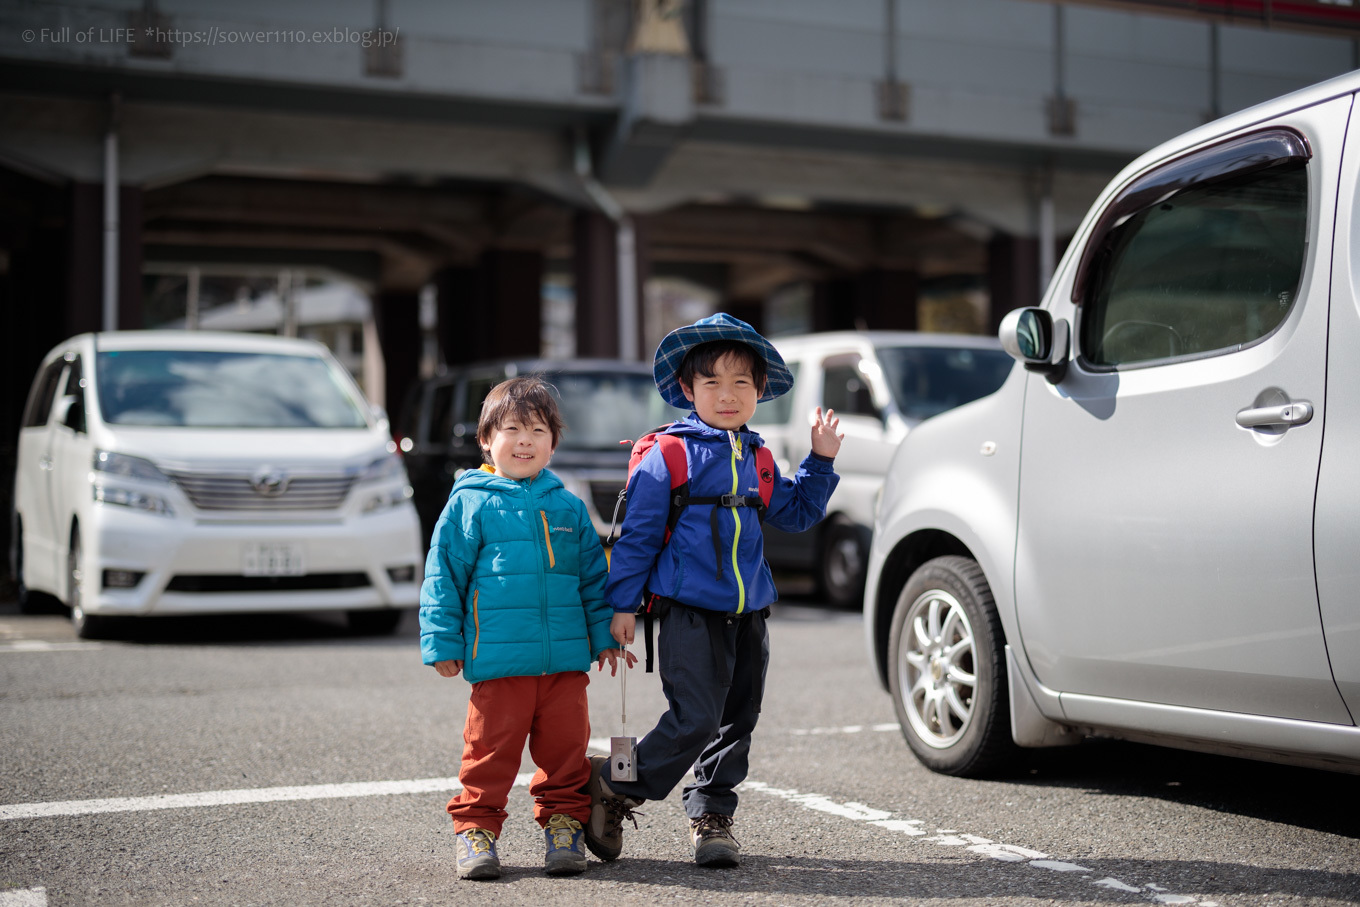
[242, 543, 305, 577]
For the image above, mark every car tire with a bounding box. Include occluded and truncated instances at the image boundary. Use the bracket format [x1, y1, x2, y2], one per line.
[347, 608, 403, 636]
[887, 555, 1017, 777]
[13, 519, 60, 615]
[817, 516, 868, 609]
[66, 527, 112, 640]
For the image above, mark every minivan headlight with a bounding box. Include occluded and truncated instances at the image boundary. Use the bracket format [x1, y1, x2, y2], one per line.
[93, 450, 170, 483]
[92, 450, 174, 515]
[357, 453, 407, 484]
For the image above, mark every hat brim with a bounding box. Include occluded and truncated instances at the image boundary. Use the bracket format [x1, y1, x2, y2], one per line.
[653, 321, 793, 410]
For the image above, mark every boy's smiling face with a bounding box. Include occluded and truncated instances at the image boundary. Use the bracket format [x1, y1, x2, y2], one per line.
[481, 414, 555, 480]
[681, 352, 761, 431]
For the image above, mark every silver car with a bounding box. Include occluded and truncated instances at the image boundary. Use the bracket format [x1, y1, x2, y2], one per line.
[865, 71, 1360, 776]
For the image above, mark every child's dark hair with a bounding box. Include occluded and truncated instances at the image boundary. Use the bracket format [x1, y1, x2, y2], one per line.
[476, 375, 565, 461]
[676, 340, 768, 395]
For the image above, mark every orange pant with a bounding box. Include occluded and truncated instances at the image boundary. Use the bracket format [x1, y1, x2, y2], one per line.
[447, 671, 592, 836]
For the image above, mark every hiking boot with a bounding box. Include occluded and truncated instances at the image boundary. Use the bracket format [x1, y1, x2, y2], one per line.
[691, 813, 740, 867]
[581, 754, 643, 861]
[455, 827, 501, 880]
[543, 814, 588, 876]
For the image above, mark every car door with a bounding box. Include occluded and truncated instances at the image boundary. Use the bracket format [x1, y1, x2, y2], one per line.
[16, 355, 71, 592]
[820, 353, 898, 528]
[1314, 95, 1360, 721]
[1014, 101, 1353, 724]
[47, 354, 91, 582]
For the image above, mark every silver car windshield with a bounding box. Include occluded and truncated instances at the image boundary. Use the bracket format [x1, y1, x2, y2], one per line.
[95, 350, 369, 428]
[550, 372, 685, 451]
[876, 346, 1014, 422]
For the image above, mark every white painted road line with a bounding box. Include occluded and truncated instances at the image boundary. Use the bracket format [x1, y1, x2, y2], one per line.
[740, 779, 1213, 907]
[789, 722, 900, 735]
[1, 737, 1213, 905]
[0, 640, 101, 653]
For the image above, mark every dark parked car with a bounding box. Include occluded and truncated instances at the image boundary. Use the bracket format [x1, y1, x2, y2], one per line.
[397, 359, 685, 546]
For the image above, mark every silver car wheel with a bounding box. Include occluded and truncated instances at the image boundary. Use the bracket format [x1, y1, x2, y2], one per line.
[898, 587, 977, 749]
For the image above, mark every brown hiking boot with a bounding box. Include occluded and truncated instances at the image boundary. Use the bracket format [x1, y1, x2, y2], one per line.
[581, 754, 643, 861]
[691, 813, 740, 867]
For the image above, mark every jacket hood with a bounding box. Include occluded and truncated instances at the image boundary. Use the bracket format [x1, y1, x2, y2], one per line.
[454, 464, 566, 494]
[667, 413, 767, 448]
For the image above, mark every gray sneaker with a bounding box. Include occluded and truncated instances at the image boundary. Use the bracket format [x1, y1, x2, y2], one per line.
[456, 827, 501, 880]
[581, 754, 643, 861]
[691, 813, 740, 867]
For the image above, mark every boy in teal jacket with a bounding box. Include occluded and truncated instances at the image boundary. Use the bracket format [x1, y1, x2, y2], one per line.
[420, 375, 629, 881]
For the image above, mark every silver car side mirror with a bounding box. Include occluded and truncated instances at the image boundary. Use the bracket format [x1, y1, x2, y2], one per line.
[999, 307, 1069, 384]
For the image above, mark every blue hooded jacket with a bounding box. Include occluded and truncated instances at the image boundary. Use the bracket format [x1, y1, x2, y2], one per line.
[605, 414, 838, 615]
[419, 465, 614, 682]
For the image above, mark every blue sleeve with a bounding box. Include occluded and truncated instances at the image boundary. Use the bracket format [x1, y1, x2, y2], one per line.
[418, 491, 477, 665]
[604, 444, 673, 613]
[764, 452, 840, 533]
[574, 496, 615, 657]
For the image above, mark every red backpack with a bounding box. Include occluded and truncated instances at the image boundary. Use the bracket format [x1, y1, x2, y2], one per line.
[605, 424, 776, 671]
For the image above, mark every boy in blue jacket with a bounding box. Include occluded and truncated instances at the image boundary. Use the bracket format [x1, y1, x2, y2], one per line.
[583, 313, 842, 868]
[420, 376, 629, 881]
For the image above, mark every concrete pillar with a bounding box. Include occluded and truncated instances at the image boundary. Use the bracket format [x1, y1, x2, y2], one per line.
[373, 289, 421, 416]
[66, 182, 143, 335]
[811, 268, 918, 333]
[856, 268, 918, 331]
[433, 265, 481, 368]
[67, 183, 103, 336]
[479, 248, 543, 359]
[811, 277, 855, 333]
[574, 211, 620, 358]
[117, 186, 143, 330]
[433, 248, 544, 368]
[987, 233, 1040, 334]
[725, 298, 765, 334]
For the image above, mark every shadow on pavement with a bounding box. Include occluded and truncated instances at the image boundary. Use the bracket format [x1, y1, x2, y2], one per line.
[1015, 736, 1360, 841]
[578, 854, 1359, 903]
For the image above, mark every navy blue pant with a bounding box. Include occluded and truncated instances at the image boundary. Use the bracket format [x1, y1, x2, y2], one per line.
[609, 604, 770, 819]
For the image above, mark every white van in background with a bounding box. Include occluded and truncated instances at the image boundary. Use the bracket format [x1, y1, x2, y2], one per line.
[756, 331, 1012, 607]
[11, 331, 423, 638]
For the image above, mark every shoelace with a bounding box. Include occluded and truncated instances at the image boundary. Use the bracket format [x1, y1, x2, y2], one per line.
[691, 813, 738, 844]
[604, 796, 643, 831]
[546, 815, 580, 850]
[462, 828, 495, 855]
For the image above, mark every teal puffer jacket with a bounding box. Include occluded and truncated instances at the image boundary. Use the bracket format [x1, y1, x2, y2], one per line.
[419, 465, 613, 682]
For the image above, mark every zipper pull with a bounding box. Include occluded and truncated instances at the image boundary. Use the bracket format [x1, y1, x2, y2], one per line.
[728, 430, 743, 460]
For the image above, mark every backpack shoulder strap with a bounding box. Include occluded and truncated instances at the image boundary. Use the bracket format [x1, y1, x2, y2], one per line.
[655, 433, 688, 491]
[755, 445, 775, 512]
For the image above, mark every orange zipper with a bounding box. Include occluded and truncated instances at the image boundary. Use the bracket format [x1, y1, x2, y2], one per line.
[539, 511, 556, 568]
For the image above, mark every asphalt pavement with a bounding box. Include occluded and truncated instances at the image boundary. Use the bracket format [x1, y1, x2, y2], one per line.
[1, 585, 1358, 907]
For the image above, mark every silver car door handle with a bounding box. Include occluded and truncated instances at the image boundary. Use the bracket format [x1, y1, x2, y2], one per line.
[38, 456, 53, 470]
[1235, 401, 1314, 428]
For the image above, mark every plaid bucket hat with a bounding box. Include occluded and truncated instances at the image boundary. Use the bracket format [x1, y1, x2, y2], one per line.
[652, 312, 794, 410]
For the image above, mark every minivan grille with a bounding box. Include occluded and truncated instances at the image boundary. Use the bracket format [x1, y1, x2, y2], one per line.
[589, 481, 625, 522]
[167, 472, 355, 511]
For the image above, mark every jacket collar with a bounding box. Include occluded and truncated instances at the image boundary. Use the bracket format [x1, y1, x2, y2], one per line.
[456, 464, 564, 493]
[667, 413, 765, 448]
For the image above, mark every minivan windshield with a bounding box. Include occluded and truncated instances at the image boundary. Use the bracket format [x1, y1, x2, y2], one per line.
[877, 345, 1013, 421]
[551, 372, 685, 451]
[95, 350, 369, 428]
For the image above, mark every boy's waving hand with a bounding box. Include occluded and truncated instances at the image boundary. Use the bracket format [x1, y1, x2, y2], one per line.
[811, 406, 843, 459]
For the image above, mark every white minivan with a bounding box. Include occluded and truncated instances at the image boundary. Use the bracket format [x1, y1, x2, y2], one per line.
[11, 331, 423, 638]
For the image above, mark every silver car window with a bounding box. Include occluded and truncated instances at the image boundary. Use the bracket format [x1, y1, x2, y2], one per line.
[1079, 160, 1308, 368]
